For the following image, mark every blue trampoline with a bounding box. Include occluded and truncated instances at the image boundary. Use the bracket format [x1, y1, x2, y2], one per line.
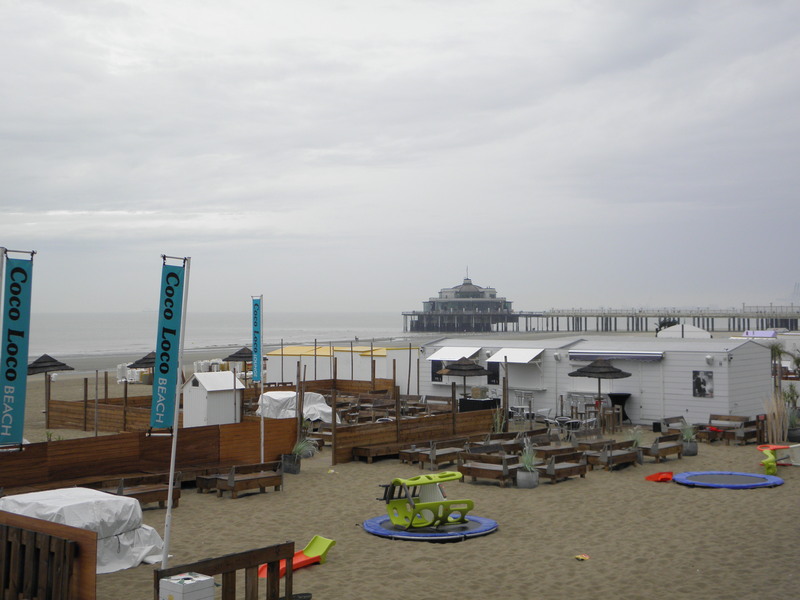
[673, 471, 783, 489]
[362, 515, 498, 542]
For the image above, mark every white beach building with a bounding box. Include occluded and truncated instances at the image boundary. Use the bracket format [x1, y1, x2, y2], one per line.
[419, 336, 773, 426]
[182, 371, 244, 427]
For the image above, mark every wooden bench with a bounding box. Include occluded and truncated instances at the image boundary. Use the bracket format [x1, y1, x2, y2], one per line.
[84, 472, 181, 509]
[639, 434, 682, 463]
[352, 441, 409, 464]
[661, 416, 688, 434]
[701, 414, 753, 445]
[457, 445, 521, 488]
[571, 428, 612, 450]
[583, 440, 641, 471]
[418, 438, 469, 470]
[196, 462, 283, 499]
[725, 419, 759, 445]
[535, 451, 587, 484]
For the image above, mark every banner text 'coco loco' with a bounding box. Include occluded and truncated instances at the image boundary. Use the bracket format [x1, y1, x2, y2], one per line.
[150, 261, 186, 429]
[1, 254, 34, 445]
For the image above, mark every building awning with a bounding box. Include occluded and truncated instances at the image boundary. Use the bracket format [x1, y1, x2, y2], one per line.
[425, 347, 481, 362]
[486, 348, 544, 364]
[569, 350, 663, 362]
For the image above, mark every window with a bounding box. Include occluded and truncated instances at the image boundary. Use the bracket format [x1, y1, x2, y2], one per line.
[487, 362, 500, 385]
[431, 360, 443, 382]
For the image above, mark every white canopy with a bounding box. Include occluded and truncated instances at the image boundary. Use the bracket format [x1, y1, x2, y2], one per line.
[486, 348, 544, 364]
[255, 391, 338, 423]
[426, 346, 481, 361]
[0, 487, 163, 574]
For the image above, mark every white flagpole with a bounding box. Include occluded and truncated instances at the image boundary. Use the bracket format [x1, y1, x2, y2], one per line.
[162, 256, 190, 569]
[258, 295, 265, 463]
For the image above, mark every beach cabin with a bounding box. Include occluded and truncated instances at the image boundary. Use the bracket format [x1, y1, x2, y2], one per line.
[182, 372, 244, 428]
[419, 336, 773, 426]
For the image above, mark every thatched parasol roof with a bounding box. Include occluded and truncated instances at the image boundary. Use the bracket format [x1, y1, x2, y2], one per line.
[568, 359, 632, 380]
[127, 351, 156, 369]
[568, 359, 631, 400]
[223, 347, 253, 363]
[436, 356, 492, 377]
[27, 354, 74, 376]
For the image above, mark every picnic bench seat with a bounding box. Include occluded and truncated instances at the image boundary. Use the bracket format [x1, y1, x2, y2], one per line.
[196, 462, 283, 499]
[535, 451, 587, 484]
[418, 438, 469, 470]
[639, 434, 683, 463]
[456, 445, 521, 488]
[699, 414, 755, 445]
[84, 472, 181, 508]
[725, 419, 759, 445]
[352, 441, 409, 464]
[583, 440, 641, 471]
[661, 416, 688, 434]
[396, 433, 485, 464]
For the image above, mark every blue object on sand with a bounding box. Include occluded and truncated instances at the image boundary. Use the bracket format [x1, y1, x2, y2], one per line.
[673, 471, 783, 489]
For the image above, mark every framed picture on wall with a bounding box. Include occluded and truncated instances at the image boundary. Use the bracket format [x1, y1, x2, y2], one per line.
[692, 370, 714, 398]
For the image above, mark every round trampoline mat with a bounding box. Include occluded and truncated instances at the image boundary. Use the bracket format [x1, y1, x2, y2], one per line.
[362, 515, 498, 542]
[673, 471, 783, 489]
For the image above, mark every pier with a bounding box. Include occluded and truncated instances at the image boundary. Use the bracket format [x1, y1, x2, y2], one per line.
[403, 305, 800, 333]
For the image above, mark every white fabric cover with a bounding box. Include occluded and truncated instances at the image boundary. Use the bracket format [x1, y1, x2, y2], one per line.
[0, 487, 164, 574]
[255, 391, 338, 423]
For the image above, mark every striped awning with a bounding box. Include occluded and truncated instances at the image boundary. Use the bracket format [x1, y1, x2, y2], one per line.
[568, 350, 663, 362]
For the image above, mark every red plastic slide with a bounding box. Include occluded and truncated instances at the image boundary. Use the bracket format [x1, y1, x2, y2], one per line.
[258, 535, 335, 579]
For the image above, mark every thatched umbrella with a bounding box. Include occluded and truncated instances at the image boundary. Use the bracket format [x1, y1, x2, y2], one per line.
[223, 347, 254, 386]
[568, 359, 631, 404]
[27, 354, 74, 377]
[437, 357, 492, 399]
[28, 354, 74, 428]
[127, 351, 156, 370]
[223, 346, 253, 364]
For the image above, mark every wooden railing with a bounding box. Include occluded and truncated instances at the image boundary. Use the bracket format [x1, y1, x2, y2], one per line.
[0, 511, 97, 600]
[153, 541, 295, 600]
[0, 419, 297, 494]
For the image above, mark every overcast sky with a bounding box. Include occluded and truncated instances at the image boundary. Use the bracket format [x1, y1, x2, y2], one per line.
[2, 1, 798, 315]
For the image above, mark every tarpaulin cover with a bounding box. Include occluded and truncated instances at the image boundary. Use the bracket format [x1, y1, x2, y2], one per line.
[0, 487, 163, 573]
[255, 391, 339, 423]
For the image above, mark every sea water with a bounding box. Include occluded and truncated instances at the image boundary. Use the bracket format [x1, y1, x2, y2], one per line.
[26, 311, 425, 374]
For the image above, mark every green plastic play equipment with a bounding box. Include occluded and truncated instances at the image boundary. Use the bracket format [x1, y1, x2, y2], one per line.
[379, 471, 474, 530]
[759, 444, 789, 476]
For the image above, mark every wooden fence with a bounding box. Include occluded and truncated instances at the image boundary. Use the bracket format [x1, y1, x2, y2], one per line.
[332, 409, 494, 464]
[48, 378, 398, 434]
[153, 541, 295, 600]
[0, 510, 97, 600]
[0, 419, 296, 493]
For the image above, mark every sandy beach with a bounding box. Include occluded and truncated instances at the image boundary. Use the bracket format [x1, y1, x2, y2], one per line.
[15, 372, 799, 600]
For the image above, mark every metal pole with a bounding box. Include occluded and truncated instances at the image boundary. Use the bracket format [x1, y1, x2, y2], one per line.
[94, 370, 99, 436]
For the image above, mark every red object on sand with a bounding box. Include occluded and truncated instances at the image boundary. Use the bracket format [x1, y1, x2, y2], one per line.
[645, 472, 673, 482]
[258, 552, 319, 579]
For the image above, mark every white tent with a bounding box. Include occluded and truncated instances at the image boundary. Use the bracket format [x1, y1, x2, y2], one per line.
[0, 487, 163, 573]
[255, 391, 338, 423]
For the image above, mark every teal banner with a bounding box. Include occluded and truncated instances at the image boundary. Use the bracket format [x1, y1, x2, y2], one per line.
[252, 297, 262, 383]
[1, 257, 34, 445]
[150, 263, 185, 428]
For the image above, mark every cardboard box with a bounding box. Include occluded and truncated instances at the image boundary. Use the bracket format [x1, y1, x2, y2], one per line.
[159, 572, 215, 600]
